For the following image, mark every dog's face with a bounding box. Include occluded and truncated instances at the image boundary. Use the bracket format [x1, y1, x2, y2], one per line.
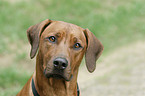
[27, 19, 103, 81]
[39, 21, 87, 81]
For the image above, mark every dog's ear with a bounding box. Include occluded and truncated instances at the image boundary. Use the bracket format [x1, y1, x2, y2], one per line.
[27, 19, 52, 59]
[84, 28, 104, 73]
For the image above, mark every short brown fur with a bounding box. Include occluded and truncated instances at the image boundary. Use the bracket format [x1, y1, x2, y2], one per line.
[17, 19, 103, 96]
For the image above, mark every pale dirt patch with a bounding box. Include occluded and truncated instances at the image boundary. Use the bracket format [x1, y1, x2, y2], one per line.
[78, 40, 145, 96]
[0, 43, 35, 73]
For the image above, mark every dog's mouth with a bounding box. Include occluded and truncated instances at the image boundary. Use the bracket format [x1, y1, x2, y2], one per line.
[47, 74, 65, 79]
[43, 69, 72, 81]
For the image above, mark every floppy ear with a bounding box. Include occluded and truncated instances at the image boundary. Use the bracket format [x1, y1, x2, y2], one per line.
[27, 19, 52, 59]
[84, 28, 104, 73]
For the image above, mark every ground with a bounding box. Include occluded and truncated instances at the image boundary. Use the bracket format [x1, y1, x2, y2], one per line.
[78, 40, 145, 96]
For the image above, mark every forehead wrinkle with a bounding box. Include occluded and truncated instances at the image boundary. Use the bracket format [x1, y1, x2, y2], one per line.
[69, 34, 78, 43]
[64, 24, 86, 44]
[46, 21, 85, 43]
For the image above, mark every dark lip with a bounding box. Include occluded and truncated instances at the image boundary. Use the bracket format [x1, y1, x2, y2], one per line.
[44, 73, 72, 81]
[43, 68, 72, 81]
[47, 74, 64, 79]
[45, 73, 69, 81]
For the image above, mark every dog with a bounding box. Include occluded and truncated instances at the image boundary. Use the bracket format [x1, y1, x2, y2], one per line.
[17, 19, 103, 96]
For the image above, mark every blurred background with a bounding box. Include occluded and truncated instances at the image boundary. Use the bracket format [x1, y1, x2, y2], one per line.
[0, 0, 145, 96]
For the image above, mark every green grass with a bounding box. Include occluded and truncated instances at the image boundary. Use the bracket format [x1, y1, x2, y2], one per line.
[1, 0, 145, 53]
[0, 66, 31, 96]
[0, 0, 145, 95]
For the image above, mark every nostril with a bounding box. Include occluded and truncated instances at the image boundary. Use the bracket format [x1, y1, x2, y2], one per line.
[54, 61, 59, 66]
[53, 57, 68, 70]
[62, 63, 67, 68]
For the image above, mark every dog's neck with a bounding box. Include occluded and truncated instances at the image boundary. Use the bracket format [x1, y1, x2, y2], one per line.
[33, 55, 79, 96]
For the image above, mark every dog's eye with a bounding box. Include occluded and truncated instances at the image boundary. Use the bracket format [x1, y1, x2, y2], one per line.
[48, 36, 56, 43]
[73, 43, 82, 49]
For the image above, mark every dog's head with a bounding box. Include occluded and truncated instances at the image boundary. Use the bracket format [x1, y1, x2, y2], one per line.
[27, 19, 103, 81]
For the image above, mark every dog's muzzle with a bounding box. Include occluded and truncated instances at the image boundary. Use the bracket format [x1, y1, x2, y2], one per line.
[44, 57, 72, 81]
[53, 57, 68, 70]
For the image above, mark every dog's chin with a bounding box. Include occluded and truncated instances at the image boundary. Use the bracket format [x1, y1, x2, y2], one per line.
[47, 74, 67, 80]
[44, 71, 72, 81]
[45, 74, 72, 81]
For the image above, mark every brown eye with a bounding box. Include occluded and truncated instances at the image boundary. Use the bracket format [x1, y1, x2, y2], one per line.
[73, 43, 82, 50]
[48, 36, 56, 43]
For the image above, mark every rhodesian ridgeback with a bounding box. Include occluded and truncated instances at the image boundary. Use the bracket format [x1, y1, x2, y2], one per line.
[17, 19, 103, 96]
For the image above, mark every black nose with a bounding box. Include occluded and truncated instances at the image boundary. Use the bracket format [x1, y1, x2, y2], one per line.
[53, 57, 68, 70]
